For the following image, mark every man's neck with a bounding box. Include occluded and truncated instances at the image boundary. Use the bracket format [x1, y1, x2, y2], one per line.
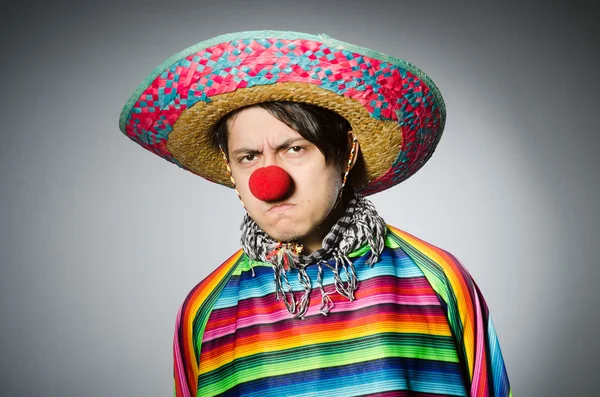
[298, 232, 329, 255]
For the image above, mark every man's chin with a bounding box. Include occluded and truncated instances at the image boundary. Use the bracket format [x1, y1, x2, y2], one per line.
[263, 223, 308, 243]
[269, 231, 306, 243]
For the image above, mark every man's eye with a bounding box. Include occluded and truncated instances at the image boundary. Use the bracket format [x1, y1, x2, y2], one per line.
[240, 155, 256, 163]
[287, 146, 304, 154]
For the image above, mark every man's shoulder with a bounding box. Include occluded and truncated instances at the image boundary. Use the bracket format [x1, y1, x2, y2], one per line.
[178, 249, 246, 315]
[385, 227, 510, 396]
[385, 224, 476, 301]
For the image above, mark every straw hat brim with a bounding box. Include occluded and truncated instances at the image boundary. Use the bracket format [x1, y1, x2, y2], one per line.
[119, 31, 446, 196]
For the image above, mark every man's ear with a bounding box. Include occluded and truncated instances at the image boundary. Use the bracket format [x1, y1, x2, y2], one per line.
[347, 130, 360, 171]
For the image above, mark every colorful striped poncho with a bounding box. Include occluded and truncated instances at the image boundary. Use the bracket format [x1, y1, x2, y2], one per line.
[173, 225, 512, 397]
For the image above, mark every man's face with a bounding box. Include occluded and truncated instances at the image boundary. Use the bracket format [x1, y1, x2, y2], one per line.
[227, 106, 345, 243]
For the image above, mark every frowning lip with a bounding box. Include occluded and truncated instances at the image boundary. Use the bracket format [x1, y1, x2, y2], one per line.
[267, 203, 295, 214]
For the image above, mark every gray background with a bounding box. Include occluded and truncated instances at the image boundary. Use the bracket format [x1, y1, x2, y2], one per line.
[1, 0, 598, 396]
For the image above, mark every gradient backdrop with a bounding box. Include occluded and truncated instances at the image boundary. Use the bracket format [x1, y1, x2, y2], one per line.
[1, 0, 598, 396]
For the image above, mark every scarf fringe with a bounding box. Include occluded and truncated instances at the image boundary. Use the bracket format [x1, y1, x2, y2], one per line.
[241, 191, 386, 319]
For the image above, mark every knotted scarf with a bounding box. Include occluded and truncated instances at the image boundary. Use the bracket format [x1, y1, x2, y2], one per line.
[240, 190, 387, 319]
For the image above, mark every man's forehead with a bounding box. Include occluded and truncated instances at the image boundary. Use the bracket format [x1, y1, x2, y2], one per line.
[229, 131, 308, 152]
[227, 110, 304, 146]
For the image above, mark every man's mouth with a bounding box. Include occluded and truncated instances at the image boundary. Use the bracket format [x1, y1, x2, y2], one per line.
[267, 203, 295, 214]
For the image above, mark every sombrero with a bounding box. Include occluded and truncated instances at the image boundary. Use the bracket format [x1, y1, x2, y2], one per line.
[119, 30, 445, 196]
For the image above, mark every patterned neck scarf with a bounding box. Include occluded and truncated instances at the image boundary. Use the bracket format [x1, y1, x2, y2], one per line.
[240, 190, 387, 319]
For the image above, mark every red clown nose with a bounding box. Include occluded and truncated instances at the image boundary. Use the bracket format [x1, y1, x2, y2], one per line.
[248, 165, 291, 202]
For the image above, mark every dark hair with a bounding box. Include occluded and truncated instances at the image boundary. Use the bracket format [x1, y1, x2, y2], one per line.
[211, 102, 352, 169]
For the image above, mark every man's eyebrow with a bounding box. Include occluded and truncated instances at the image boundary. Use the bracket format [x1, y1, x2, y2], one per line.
[231, 147, 261, 156]
[231, 138, 307, 156]
[273, 137, 307, 151]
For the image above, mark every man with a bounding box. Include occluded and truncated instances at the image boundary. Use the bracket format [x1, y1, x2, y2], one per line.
[120, 31, 512, 397]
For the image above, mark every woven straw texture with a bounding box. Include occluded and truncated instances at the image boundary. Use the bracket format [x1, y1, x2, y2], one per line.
[119, 31, 446, 195]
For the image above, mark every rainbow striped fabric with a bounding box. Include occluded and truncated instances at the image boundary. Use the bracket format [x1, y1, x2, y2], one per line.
[174, 225, 512, 396]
